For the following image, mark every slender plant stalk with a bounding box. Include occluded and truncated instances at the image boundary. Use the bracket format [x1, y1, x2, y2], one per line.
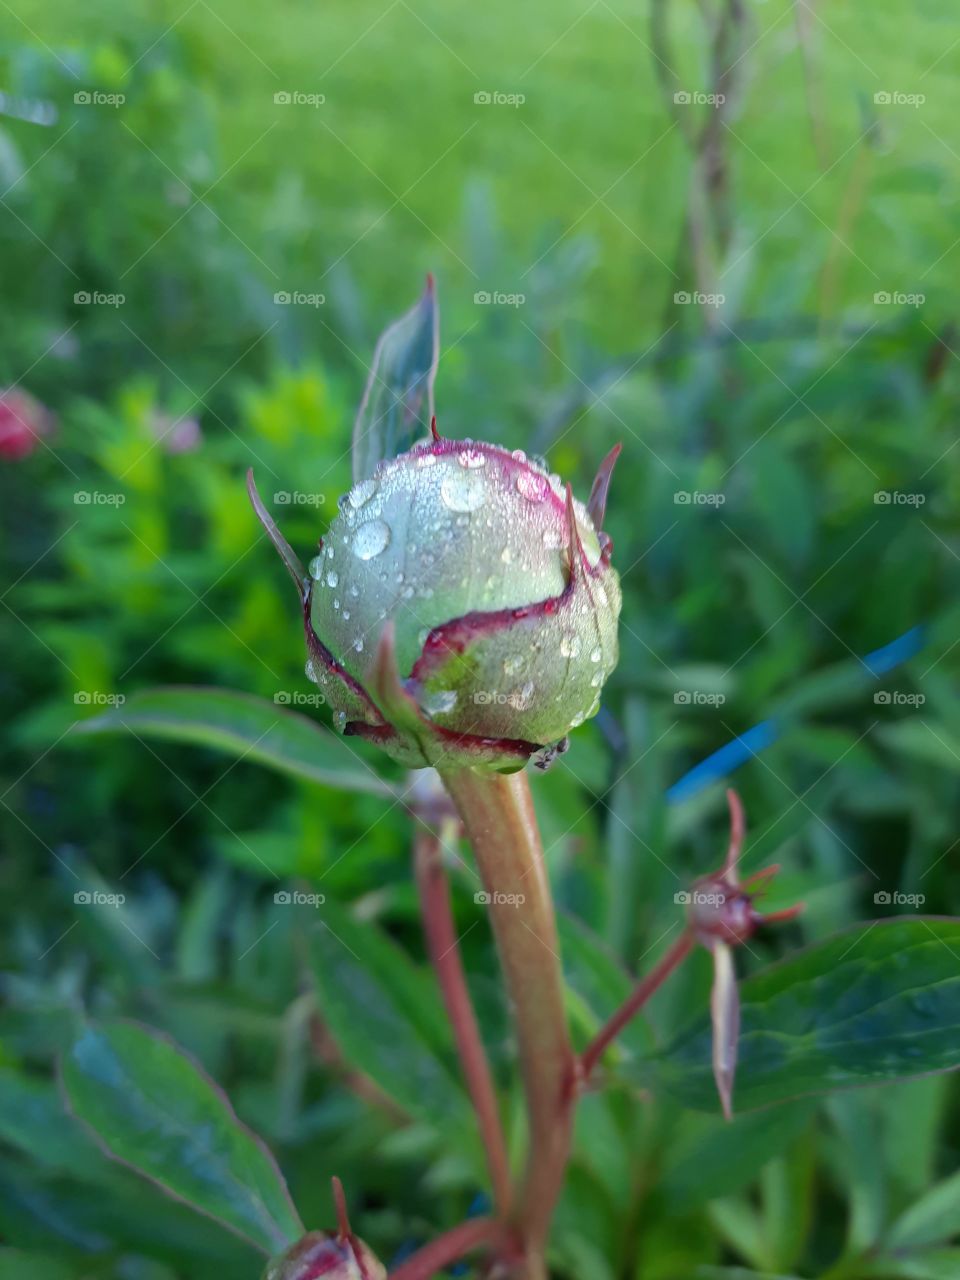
[387, 1216, 504, 1280]
[413, 821, 514, 1218]
[581, 931, 694, 1080]
[439, 767, 576, 1279]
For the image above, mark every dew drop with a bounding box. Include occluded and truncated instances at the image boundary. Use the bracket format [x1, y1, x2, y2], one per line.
[326, 570, 339, 588]
[560, 633, 581, 659]
[570, 710, 586, 728]
[590, 670, 602, 687]
[401, 585, 414, 599]
[352, 518, 391, 560]
[305, 659, 317, 682]
[542, 528, 563, 550]
[308, 555, 324, 580]
[418, 628, 431, 646]
[590, 646, 602, 663]
[354, 636, 364, 652]
[458, 448, 487, 469]
[520, 680, 535, 701]
[333, 598, 340, 610]
[501, 546, 513, 564]
[326, 544, 335, 559]
[596, 584, 608, 606]
[441, 470, 486, 513]
[333, 710, 347, 733]
[512, 448, 528, 462]
[416, 451, 437, 467]
[349, 584, 360, 598]
[424, 689, 458, 716]
[349, 478, 377, 509]
[504, 655, 523, 675]
[342, 609, 350, 620]
[516, 469, 548, 502]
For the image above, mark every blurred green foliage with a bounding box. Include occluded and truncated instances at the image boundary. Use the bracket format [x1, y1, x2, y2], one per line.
[2, 1, 960, 1276]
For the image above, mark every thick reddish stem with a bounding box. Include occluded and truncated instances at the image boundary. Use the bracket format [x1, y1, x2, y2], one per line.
[388, 1217, 503, 1280]
[580, 932, 695, 1080]
[439, 768, 575, 1280]
[414, 823, 514, 1218]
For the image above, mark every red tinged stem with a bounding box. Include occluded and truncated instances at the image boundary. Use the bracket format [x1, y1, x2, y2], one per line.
[413, 824, 514, 1218]
[439, 768, 575, 1280]
[580, 932, 695, 1081]
[387, 1217, 503, 1280]
[723, 787, 745, 877]
[332, 1176, 350, 1241]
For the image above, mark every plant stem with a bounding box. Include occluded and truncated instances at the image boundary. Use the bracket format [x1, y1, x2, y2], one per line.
[439, 767, 576, 1279]
[387, 1216, 504, 1280]
[413, 821, 514, 1219]
[580, 932, 694, 1081]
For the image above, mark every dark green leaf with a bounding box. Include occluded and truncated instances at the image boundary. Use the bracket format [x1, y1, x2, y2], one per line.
[636, 920, 960, 1111]
[307, 899, 477, 1144]
[62, 1020, 303, 1253]
[74, 686, 394, 796]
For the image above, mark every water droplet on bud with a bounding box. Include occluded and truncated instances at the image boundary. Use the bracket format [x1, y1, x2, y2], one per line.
[309, 555, 324, 579]
[424, 689, 458, 716]
[560, 633, 581, 658]
[349, 478, 377, 508]
[458, 448, 487, 469]
[504, 655, 523, 675]
[352, 519, 391, 560]
[326, 571, 339, 588]
[333, 711, 347, 733]
[441, 471, 486, 513]
[590, 646, 602, 662]
[516, 470, 548, 502]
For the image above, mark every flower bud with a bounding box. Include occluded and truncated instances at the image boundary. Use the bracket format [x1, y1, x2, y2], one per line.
[262, 1231, 386, 1280]
[251, 434, 622, 771]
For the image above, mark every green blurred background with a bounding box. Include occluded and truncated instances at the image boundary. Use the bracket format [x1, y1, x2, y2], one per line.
[2, 1, 960, 1276]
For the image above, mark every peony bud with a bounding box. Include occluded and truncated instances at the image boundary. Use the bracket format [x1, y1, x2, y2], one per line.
[250, 432, 622, 772]
[262, 1231, 386, 1280]
[0, 388, 54, 461]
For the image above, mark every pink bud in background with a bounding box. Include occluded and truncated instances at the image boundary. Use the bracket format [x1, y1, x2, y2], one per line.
[0, 389, 54, 461]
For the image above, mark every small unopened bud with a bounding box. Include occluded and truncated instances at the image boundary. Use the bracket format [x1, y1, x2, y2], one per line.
[263, 1231, 386, 1280]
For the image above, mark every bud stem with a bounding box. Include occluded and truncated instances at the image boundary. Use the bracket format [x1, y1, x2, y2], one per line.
[413, 820, 513, 1219]
[580, 931, 694, 1081]
[439, 768, 575, 1279]
[387, 1217, 503, 1280]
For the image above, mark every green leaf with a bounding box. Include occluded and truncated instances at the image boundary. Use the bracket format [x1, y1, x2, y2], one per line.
[0, 1251, 78, 1280]
[307, 899, 477, 1144]
[352, 275, 439, 484]
[636, 920, 960, 1111]
[62, 1020, 304, 1253]
[558, 912, 653, 1056]
[74, 686, 395, 796]
[888, 1169, 960, 1250]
